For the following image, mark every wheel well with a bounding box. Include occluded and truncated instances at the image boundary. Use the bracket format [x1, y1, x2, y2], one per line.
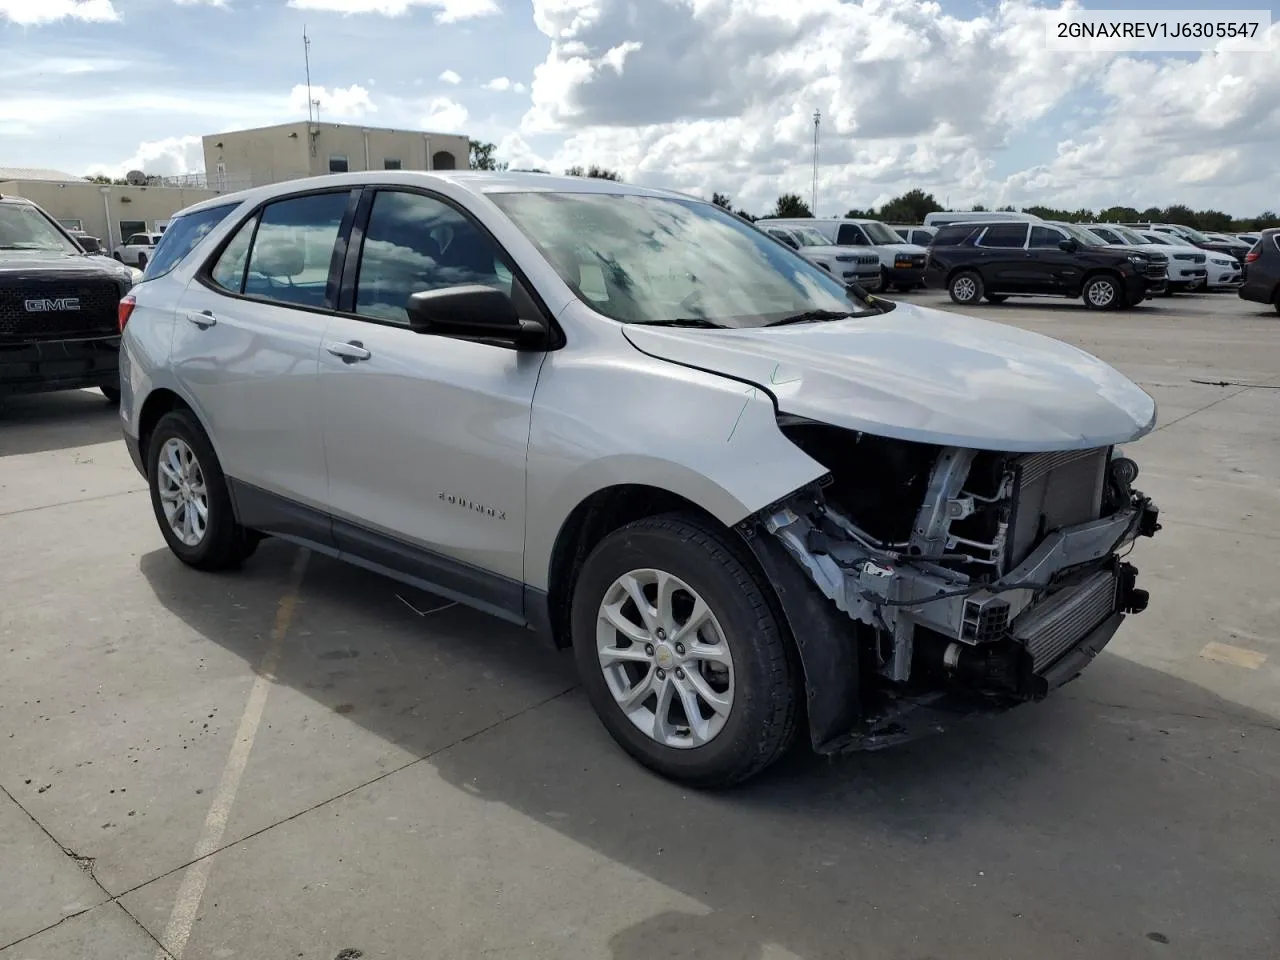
[544, 485, 724, 649]
[1081, 268, 1123, 287]
[136, 388, 191, 475]
[946, 265, 980, 287]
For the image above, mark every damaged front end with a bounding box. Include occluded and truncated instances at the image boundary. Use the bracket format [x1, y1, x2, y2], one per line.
[739, 418, 1161, 754]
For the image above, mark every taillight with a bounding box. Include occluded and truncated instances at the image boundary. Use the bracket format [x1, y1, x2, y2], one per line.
[1245, 249, 1259, 263]
[118, 294, 136, 332]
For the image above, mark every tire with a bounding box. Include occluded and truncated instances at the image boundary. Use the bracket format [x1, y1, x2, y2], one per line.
[984, 294, 1008, 304]
[571, 513, 800, 788]
[1082, 273, 1122, 310]
[948, 270, 984, 305]
[100, 383, 121, 404]
[137, 252, 148, 269]
[880, 266, 892, 292]
[147, 409, 258, 571]
[112, 252, 123, 262]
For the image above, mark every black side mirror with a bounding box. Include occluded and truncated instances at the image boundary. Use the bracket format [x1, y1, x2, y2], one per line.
[1058, 238, 1079, 252]
[406, 285, 546, 348]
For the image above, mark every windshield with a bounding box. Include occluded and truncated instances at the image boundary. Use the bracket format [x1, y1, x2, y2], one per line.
[0, 203, 80, 253]
[491, 192, 870, 328]
[792, 226, 831, 247]
[1172, 226, 1211, 243]
[860, 220, 904, 244]
[1108, 225, 1148, 245]
[1059, 222, 1106, 246]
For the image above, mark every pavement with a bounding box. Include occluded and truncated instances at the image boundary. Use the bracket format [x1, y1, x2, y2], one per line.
[1, 289, 1277, 960]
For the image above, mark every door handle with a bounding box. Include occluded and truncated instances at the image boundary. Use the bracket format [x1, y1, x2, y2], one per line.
[326, 340, 372, 363]
[185, 309, 216, 329]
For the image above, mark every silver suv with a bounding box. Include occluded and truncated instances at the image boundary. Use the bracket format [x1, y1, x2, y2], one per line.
[119, 172, 1162, 786]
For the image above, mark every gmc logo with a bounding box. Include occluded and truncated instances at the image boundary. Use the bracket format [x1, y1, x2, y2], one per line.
[24, 297, 80, 312]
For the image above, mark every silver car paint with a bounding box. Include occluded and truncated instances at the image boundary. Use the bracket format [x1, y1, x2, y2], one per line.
[621, 300, 1157, 453]
[125, 170, 1154, 602]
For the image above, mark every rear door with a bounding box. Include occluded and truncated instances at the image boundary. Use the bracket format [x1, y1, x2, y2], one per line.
[318, 186, 547, 605]
[170, 187, 356, 530]
[972, 223, 1029, 290]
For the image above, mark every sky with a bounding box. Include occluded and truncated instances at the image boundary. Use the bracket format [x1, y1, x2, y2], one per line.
[2, 0, 1278, 218]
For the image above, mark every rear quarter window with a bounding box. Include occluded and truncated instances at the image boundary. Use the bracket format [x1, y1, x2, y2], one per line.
[144, 202, 241, 281]
[931, 225, 977, 246]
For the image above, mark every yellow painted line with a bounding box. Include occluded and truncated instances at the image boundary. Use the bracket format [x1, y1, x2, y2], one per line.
[1199, 641, 1267, 670]
[153, 548, 310, 959]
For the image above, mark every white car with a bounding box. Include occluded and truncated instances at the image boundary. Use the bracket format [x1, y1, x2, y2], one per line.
[113, 232, 163, 269]
[1203, 252, 1244, 289]
[1087, 224, 1207, 293]
[759, 217, 928, 292]
[759, 223, 882, 290]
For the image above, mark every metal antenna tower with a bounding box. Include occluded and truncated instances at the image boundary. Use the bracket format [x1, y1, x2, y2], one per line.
[812, 109, 821, 214]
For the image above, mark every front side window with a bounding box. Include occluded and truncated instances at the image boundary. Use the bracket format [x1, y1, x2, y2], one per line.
[491, 192, 869, 329]
[979, 224, 1029, 248]
[837, 224, 869, 245]
[146, 202, 240, 280]
[207, 191, 350, 308]
[0, 204, 79, 252]
[355, 190, 512, 324]
[1029, 225, 1067, 248]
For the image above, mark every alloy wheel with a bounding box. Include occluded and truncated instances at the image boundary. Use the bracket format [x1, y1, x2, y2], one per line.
[952, 275, 978, 302]
[156, 437, 209, 547]
[595, 568, 735, 749]
[1087, 278, 1117, 307]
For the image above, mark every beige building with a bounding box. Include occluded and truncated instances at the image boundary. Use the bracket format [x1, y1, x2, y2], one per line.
[0, 167, 224, 250]
[202, 121, 470, 192]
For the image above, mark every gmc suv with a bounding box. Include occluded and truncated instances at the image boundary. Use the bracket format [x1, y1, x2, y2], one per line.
[119, 172, 1160, 787]
[1, 193, 136, 402]
[926, 219, 1165, 309]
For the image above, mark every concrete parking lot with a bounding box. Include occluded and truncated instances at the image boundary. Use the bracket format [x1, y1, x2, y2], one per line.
[2, 290, 1278, 960]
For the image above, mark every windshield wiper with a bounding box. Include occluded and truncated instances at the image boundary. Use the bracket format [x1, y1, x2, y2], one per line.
[639, 317, 725, 328]
[765, 309, 856, 327]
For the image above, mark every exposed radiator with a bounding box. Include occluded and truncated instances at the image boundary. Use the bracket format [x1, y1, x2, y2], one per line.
[1012, 569, 1118, 670]
[1006, 448, 1108, 569]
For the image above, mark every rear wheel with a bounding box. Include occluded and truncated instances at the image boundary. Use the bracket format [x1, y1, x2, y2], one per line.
[571, 514, 800, 788]
[948, 270, 983, 305]
[1082, 274, 1122, 310]
[147, 409, 258, 571]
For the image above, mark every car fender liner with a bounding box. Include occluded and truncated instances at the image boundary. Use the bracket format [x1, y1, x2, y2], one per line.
[742, 525, 863, 751]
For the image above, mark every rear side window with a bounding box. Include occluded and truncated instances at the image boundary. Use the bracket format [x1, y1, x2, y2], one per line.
[144, 203, 239, 280]
[931, 225, 977, 246]
[978, 224, 1028, 248]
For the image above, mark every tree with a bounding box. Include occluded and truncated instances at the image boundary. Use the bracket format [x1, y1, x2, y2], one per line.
[843, 207, 875, 219]
[876, 188, 943, 224]
[772, 193, 813, 218]
[1252, 211, 1280, 230]
[711, 192, 733, 209]
[1098, 205, 1141, 222]
[565, 165, 623, 181]
[469, 140, 507, 171]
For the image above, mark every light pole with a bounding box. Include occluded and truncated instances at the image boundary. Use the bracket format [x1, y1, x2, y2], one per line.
[812, 109, 821, 215]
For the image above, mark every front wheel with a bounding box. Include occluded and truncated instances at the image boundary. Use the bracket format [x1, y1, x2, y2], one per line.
[571, 514, 800, 788]
[147, 409, 258, 571]
[948, 270, 984, 305]
[1082, 274, 1122, 310]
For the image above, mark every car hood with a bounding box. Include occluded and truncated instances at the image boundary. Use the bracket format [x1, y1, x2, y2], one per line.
[622, 300, 1157, 453]
[0, 249, 132, 282]
[878, 242, 928, 255]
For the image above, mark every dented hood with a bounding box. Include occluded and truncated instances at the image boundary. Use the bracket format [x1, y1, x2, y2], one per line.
[621, 300, 1157, 452]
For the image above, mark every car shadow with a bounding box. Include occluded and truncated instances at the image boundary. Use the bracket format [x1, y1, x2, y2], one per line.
[0, 389, 121, 457]
[139, 541, 1280, 959]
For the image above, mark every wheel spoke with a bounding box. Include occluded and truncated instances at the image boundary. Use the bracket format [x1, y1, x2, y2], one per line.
[684, 668, 732, 717]
[651, 676, 675, 743]
[598, 643, 651, 666]
[654, 571, 679, 633]
[671, 597, 712, 645]
[620, 574, 658, 633]
[600, 599, 650, 646]
[159, 462, 181, 486]
[617, 667, 655, 713]
[672, 675, 711, 743]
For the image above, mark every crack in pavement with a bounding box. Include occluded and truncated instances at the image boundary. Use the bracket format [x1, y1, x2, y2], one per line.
[0, 487, 146, 520]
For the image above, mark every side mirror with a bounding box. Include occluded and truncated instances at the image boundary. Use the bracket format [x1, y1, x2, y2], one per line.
[1058, 238, 1079, 252]
[405, 284, 546, 348]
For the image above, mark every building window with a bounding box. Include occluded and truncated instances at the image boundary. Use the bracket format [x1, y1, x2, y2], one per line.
[383, 158, 402, 170]
[329, 155, 349, 173]
[119, 220, 146, 238]
[431, 151, 456, 170]
[58, 218, 83, 232]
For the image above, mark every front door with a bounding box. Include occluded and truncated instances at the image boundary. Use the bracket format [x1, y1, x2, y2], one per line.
[170, 188, 354, 517]
[318, 188, 545, 611]
[1026, 225, 1080, 293]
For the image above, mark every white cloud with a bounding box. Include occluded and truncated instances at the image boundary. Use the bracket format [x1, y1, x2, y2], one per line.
[86, 135, 205, 179]
[420, 96, 469, 131]
[440, 69, 462, 84]
[0, 0, 116, 25]
[519, 0, 1280, 216]
[483, 77, 528, 93]
[288, 83, 377, 119]
[287, 0, 496, 21]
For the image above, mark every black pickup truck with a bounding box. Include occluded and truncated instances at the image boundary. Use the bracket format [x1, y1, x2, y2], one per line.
[1, 193, 136, 403]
